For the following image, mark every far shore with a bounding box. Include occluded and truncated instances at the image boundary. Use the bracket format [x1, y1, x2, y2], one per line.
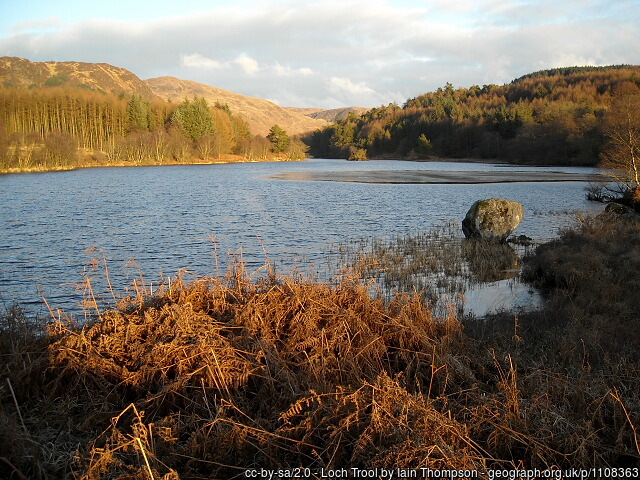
[1, 154, 604, 176]
[0, 153, 301, 175]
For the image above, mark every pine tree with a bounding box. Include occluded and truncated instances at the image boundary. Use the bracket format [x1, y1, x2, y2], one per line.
[127, 94, 151, 132]
[267, 125, 290, 153]
[170, 98, 216, 142]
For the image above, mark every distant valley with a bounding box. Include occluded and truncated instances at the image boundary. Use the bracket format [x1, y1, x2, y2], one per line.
[286, 106, 369, 122]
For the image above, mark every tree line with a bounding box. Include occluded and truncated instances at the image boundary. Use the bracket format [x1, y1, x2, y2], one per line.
[0, 86, 305, 170]
[304, 66, 640, 167]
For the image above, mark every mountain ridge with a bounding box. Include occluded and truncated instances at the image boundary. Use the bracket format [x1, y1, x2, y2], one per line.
[0, 56, 156, 98]
[286, 106, 369, 122]
[0, 57, 332, 137]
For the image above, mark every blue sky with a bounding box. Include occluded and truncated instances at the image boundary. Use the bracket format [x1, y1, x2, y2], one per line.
[1, 0, 639, 108]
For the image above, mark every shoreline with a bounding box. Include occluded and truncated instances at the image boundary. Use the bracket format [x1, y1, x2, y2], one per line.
[2, 214, 638, 476]
[2, 154, 602, 175]
[0, 154, 302, 175]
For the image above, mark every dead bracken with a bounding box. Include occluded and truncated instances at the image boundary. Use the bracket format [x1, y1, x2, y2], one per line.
[1, 215, 640, 478]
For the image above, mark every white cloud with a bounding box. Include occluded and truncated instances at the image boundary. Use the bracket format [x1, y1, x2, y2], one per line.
[10, 16, 62, 33]
[273, 62, 314, 77]
[181, 52, 260, 75]
[233, 54, 260, 75]
[328, 77, 375, 96]
[181, 53, 222, 69]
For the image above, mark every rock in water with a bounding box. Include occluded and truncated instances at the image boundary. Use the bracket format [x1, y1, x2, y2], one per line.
[462, 198, 524, 242]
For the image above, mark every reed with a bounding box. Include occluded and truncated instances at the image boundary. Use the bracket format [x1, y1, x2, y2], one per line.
[327, 222, 535, 314]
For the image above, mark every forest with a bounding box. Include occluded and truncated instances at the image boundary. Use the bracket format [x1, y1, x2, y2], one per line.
[2, 65, 639, 172]
[0, 86, 306, 171]
[304, 65, 640, 166]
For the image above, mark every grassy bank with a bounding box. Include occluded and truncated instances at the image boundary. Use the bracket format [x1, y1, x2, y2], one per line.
[1, 216, 639, 478]
[0, 153, 303, 175]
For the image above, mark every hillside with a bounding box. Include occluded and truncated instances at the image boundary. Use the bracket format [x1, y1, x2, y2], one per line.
[0, 57, 329, 138]
[0, 56, 155, 98]
[287, 106, 369, 122]
[146, 76, 328, 137]
[305, 65, 640, 165]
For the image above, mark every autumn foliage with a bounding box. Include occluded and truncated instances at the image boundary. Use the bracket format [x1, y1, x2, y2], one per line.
[306, 65, 640, 166]
[0, 86, 271, 170]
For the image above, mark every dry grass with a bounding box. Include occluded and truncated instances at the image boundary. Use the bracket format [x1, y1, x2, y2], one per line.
[521, 211, 640, 360]
[1, 218, 640, 478]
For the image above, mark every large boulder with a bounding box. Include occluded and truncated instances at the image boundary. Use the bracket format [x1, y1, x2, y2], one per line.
[462, 198, 524, 242]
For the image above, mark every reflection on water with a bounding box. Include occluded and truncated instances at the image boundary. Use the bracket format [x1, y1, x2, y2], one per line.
[329, 224, 543, 319]
[462, 277, 542, 317]
[0, 159, 603, 315]
[460, 240, 541, 317]
[463, 240, 521, 283]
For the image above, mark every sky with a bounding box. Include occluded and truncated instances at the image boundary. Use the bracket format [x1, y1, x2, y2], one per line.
[1, 0, 639, 109]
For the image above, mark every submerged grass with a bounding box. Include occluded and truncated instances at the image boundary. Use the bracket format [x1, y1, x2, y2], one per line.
[1, 215, 640, 478]
[327, 222, 534, 314]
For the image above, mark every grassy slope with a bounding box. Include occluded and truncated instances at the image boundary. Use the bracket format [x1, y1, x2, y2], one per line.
[146, 77, 328, 137]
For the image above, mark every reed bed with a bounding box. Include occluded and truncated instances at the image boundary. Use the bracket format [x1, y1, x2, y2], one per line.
[326, 222, 534, 313]
[1, 217, 639, 478]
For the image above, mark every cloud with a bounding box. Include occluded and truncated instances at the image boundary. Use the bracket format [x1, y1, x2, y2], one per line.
[181, 53, 223, 69]
[10, 16, 62, 33]
[274, 62, 314, 77]
[234, 55, 260, 75]
[1, 0, 638, 108]
[182, 53, 313, 79]
[328, 77, 375, 96]
[181, 53, 259, 74]
[181, 52, 261, 76]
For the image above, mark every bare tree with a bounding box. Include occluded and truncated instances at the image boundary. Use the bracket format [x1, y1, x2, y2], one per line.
[600, 83, 640, 198]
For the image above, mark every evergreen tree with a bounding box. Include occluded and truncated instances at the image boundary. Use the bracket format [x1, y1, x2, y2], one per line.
[171, 98, 216, 142]
[267, 125, 290, 153]
[127, 94, 151, 132]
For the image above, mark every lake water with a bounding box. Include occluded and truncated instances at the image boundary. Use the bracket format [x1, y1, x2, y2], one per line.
[0, 159, 604, 316]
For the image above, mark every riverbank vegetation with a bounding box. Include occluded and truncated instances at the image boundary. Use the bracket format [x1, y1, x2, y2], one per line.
[304, 65, 640, 166]
[0, 86, 307, 173]
[1, 213, 639, 478]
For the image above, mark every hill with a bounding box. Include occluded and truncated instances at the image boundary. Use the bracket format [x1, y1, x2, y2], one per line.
[0, 57, 329, 138]
[305, 65, 640, 165]
[0, 56, 155, 98]
[146, 76, 328, 137]
[287, 106, 369, 122]
[0, 58, 313, 171]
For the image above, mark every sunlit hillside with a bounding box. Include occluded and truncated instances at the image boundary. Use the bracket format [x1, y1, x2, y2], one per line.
[146, 76, 328, 137]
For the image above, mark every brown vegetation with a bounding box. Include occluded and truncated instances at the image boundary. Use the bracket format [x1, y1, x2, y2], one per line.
[0, 56, 155, 98]
[286, 107, 369, 123]
[521, 211, 640, 359]
[306, 66, 640, 165]
[2, 214, 640, 478]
